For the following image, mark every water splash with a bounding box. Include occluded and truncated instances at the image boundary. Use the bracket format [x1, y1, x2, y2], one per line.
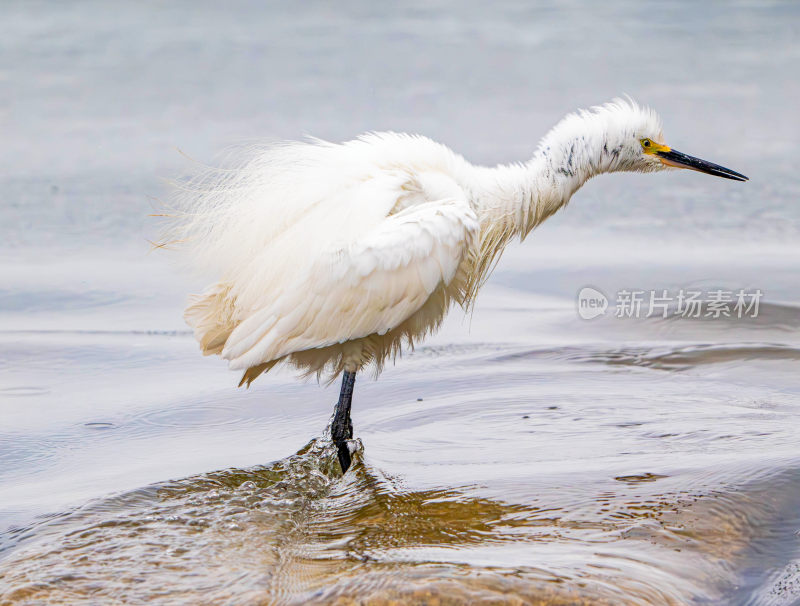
[3, 429, 800, 604]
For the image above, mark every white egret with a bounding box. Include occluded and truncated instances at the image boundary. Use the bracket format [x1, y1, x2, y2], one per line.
[164, 99, 747, 472]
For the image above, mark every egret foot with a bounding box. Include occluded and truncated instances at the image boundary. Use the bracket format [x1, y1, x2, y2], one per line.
[331, 370, 356, 473]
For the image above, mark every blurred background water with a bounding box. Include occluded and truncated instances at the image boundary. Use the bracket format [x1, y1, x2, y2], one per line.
[1, 1, 799, 604]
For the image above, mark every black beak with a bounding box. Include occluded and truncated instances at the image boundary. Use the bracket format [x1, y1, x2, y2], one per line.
[656, 149, 748, 182]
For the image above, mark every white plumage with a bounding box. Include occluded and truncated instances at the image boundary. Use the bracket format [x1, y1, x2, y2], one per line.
[163, 99, 745, 386]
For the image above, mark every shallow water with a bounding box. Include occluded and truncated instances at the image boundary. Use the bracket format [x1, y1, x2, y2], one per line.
[2, 1, 800, 604]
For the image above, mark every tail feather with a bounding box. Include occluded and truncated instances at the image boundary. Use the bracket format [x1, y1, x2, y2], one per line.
[184, 283, 285, 386]
[184, 283, 237, 356]
[238, 360, 279, 387]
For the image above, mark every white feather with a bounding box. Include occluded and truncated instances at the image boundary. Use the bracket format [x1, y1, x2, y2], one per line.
[163, 99, 675, 383]
[221, 200, 479, 371]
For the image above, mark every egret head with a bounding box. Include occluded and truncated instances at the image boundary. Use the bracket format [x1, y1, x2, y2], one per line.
[541, 99, 747, 182]
[603, 99, 748, 181]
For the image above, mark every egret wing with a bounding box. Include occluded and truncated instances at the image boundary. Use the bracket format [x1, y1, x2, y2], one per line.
[220, 198, 479, 371]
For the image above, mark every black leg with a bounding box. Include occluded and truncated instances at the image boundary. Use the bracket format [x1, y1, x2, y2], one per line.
[331, 370, 356, 473]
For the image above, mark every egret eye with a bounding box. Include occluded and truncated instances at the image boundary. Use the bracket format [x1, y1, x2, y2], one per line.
[641, 138, 652, 148]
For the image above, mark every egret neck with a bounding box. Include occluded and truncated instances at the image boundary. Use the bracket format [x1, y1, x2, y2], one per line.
[472, 110, 647, 244]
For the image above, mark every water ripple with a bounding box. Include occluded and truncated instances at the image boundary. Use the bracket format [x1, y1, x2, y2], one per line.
[3, 435, 800, 604]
